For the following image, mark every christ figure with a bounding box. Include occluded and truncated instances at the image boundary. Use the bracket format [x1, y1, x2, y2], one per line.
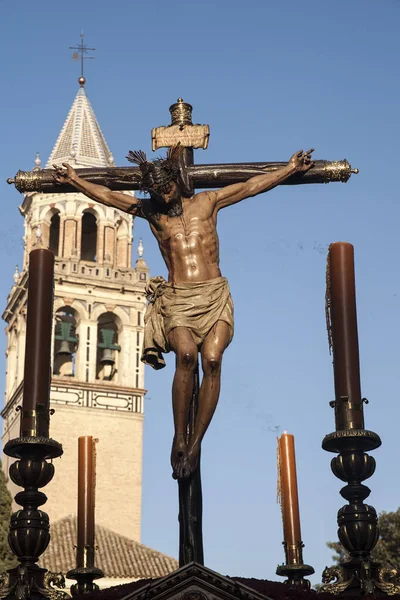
[53, 147, 314, 480]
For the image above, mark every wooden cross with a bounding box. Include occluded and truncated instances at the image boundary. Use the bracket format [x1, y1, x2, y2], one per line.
[7, 98, 358, 567]
[7, 97, 358, 195]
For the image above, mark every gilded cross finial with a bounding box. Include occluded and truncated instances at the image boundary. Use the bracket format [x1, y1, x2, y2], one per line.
[70, 32, 95, 86]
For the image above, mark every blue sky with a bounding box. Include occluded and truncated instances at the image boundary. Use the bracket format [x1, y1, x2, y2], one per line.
[1, 0, 400, 587]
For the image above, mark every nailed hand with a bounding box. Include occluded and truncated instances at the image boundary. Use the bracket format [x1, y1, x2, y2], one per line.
[52, 163, 77, 183]
[289, 149, 315, 173]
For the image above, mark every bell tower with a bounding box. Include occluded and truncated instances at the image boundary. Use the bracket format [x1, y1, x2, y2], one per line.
[2, 77, 149, 542]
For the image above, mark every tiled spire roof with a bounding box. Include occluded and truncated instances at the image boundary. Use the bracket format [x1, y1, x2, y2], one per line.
[46, 82, 114, 169]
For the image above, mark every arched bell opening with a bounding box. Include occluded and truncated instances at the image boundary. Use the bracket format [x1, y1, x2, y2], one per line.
[81, 211, 97, 262]
[49, 212, 60, 256]
[53, 306, 79, 377]
[96, 312, 121, 381]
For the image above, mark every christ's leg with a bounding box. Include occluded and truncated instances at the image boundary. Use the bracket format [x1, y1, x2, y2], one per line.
[168, 326, 198, 480]
[186, 320, 231, 475]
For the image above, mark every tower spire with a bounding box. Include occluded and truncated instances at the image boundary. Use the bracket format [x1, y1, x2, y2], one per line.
[70, 32, 95, 87]
[46, 34, 113, 168]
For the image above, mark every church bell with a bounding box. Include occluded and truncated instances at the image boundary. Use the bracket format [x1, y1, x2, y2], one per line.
[100, 347, 115, 366]
[98, 327, 121, 368]
[55, 320, 78, 357]
[56, 340, 72, 356]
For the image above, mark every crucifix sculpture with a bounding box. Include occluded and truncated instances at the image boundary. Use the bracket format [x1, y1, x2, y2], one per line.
[8, 98, 358, 566]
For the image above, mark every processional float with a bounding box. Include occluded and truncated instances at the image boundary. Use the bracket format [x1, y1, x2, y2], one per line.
[5, 98, 394, 598]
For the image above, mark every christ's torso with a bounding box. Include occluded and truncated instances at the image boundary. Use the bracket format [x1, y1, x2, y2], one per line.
[148, 192, 221, 284]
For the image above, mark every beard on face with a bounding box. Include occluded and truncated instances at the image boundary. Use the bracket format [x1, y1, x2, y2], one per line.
[166, 202, 183, 217]
[149, 189, 183, 217]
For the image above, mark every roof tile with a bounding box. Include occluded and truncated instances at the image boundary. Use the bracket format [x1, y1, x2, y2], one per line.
[46, 87, 114, 169]
[41, 515, 178, 579]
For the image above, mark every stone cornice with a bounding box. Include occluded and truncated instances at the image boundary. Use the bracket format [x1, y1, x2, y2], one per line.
[1, 381, 23, 419]
[51, 377, 146, 396]
[2, 271, 28, 323]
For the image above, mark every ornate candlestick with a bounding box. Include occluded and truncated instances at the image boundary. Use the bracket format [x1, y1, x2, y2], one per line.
[0, 249, 69, 600]
[276, 432, 314, 590]
[67, 437, 103, 595]
[321, 242, 399, 595]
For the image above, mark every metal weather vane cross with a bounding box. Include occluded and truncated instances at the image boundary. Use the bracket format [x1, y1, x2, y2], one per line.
[7, 97, 359, 567]
[69, 32, 95, 83]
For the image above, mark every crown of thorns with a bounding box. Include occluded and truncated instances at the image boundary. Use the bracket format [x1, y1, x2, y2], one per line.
[126, 145, 183, 194]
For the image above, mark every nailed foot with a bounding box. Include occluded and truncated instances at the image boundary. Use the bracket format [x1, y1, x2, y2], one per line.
[171, 436, 201, 480]
[171, 434, 189, 480]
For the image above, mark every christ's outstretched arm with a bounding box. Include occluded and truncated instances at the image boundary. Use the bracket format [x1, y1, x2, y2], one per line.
[53, 163, 144, 217]
[214, 149, 314, 210]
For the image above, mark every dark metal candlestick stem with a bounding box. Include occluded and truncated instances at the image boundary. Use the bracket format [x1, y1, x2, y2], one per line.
[321, 242, 399, 596]
[0, 249, 68, 600]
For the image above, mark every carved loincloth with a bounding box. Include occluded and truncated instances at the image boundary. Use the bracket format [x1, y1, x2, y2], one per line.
[141, 276, 234, 370]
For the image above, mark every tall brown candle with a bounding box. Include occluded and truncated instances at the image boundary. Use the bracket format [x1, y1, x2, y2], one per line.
[21, 249, 54, 438]
[327, 242, 364, 430]
[77, 436, 96, 568]
[278, 432, 302, 565]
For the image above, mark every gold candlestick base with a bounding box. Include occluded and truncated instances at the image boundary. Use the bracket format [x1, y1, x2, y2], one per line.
[276, 542, 314, 591]
[66, 566, 104, 597]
